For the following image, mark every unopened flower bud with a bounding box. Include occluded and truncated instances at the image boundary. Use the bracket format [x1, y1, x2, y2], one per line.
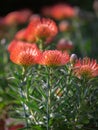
[93, 0, 98, 12]
[59, 20, 70, 32]
[57, 38, 73, 51]
[70, 54, 78, 65]
[56, 88, 63, 97]
[29, 14, 40, 22]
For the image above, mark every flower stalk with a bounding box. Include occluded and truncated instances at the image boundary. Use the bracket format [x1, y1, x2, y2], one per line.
[18, 66, 29, 129]
[46, 67, 52, 130]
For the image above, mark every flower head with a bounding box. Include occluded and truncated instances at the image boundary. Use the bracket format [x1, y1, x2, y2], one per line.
[8, 40, 23, 53]
[73, 57, 98, 79]
[15, 28, 26, 41]
[8, 40, 26, 53]
[24, 18, 58, 42]
[39, 50, 69, 66]
[3, 11, 20, 25]
[10, 43, 41, 66]
[3, 9, 32, 25]
[50, 4, 75, 20]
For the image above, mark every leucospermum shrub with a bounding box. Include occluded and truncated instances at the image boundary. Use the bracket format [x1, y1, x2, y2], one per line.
[7, 17, 98, 130]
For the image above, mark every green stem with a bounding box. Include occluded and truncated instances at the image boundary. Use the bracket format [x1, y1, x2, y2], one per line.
[37, 38, 44, 50]
[19, 67, 29, 129]
[46, 67, 51, 130]
[46, 91, 50, 130]
[19, 84, 29, 129]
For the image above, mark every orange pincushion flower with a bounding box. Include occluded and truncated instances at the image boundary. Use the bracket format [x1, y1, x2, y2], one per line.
[10, 43, 41, 66]
[3, 11, 20, 25]
[8, 40, 38, 53]
[50, 4, 75, 20]
[24, 18, 58, 42]
[73, 57, 98, 79]
[3, 9, 32, 25]
[39, 50, 69, 66]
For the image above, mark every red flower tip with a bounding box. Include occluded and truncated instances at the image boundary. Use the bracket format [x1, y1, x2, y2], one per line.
[39, 50, 69, 66]
[24, 18, 58, 42]
[73, 57, 98, 79]
[10, 42, 41, 66]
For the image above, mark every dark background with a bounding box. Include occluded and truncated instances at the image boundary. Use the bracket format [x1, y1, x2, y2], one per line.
[0, 0, 93, 16]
